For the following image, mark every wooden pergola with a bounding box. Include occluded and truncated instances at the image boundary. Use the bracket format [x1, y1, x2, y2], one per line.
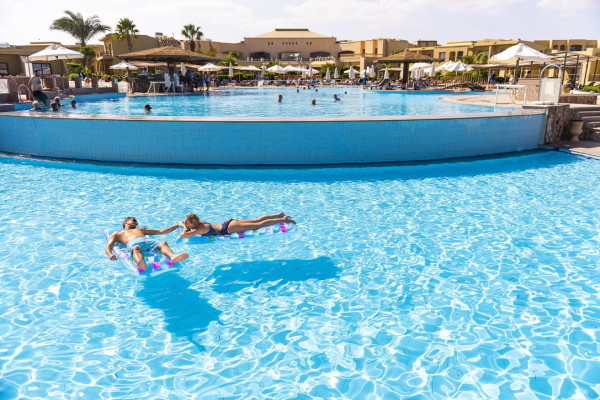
[118, 46, 220, 72]
[375, 52, 437, 85]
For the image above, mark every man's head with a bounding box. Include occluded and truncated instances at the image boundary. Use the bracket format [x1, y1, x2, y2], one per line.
[123, 216, 138, 229]
[184, 213, 200, 229]
[32, 100, 40, 109]
[70, 100, 77, 108]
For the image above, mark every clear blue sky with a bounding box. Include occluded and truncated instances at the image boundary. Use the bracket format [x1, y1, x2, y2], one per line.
[2, 0, 599, 46]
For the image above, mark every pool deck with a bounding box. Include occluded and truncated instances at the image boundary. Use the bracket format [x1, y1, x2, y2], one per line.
[545, 140, 600, 158]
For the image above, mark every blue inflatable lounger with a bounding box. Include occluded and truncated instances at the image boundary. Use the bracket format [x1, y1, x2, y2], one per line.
[177, 222, 297, 244]
[103, 228, 183, 276]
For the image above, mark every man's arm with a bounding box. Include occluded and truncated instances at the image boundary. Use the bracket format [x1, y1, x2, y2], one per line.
[144, 224, 179, 236]
[105, 232, 118, 259]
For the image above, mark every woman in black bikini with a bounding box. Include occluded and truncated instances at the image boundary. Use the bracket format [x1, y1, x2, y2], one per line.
[179, 212, 295, 238]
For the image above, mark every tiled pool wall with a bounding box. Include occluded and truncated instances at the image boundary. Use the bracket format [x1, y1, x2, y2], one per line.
[0, 111, 546, 165]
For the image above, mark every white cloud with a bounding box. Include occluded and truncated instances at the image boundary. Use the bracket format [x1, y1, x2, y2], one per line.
[536, 0, 599, 10]
[1, 0, 598, 46]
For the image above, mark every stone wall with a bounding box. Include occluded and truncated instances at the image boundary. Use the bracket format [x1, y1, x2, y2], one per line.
[559, 93, 599, 105]
[524, 104, 571, 144]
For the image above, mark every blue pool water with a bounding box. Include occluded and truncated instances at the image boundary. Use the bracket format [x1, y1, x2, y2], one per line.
[0, 151, 598, 399]
[64, 87, 496, 117]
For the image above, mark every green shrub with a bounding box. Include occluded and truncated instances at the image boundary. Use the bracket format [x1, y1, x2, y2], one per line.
[68, 73, 80, 80]
[582, 85, 600, 93]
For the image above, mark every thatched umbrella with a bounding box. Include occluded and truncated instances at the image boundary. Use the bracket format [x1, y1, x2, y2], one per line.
[118, 46, 219, 72]
[376, 52, 436, 85]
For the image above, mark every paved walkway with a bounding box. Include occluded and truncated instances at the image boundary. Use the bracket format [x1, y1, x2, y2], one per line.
[545, 140, 600, 158]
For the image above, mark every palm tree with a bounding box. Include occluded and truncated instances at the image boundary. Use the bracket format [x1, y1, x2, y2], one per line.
[49, 11, 110, 47]
[114, 18, 139, 52]
[474, 52, 488, 64]
[181, 24, 203, 53]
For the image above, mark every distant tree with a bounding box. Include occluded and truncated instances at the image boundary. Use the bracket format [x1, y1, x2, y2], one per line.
[79, 45, 96, 68]
[49, 11, 110, 46]
[198, 43, 218, 57]
[460, 55, 474, 64]
[222, 52, 239, 66]
[319, 62, 336, 77]
[474, 52, 488, 64]
[392, 49, 405, 54]
[266, 60, 280, 68]
[181, 24, 203, 52]
[114, 18, 139, 53]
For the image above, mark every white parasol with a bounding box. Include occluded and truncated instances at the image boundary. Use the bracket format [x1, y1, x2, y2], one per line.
[345, 67, 358, 79]
[383, 68, 389, 80]
[444, 61, 473, 72]
[325, 68, 331, 80]
[334, 67, 339, 79]
[228, 62, 234, 78]
[490, 43, 551, 64]
[109, 61, 139, 70]
[28, 44, 84, 61]
[240, 65, 261, 72]
[436, 61, 456, 71]
[408, 62, 432, 71]
[197, 63, 224, 71]
[266, 65, 286, 73]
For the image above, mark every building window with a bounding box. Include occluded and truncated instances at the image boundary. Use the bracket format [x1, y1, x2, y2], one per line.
[457, 51, 464, 59]
[375, 47, 378, 54]
[310, 51, 330, 58]
[559, 45, 565, 50]
[552, 45, 558, 50]
[281, 52, 301, 61]
[439, 52, 446, 61]
[0, 62, 8, 76]
[32, 63, 52, 75]
[250, 52, 270, 60]
[570, 44, 582, 51]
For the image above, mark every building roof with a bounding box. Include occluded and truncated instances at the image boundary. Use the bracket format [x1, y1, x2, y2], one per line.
[376, 52, 436, 63]
[118, 46, 219, 62]
[248, 29, 333, 39]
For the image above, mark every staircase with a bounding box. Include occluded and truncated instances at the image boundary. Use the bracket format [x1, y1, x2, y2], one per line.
[573, 106, 600, 142]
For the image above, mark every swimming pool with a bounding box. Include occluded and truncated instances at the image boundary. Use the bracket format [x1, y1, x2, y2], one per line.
[0, 151, 598, 399]
[65, 88, 498, 118]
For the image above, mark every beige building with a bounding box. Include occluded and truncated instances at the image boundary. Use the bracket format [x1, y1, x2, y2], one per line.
[0, 42, 102, 77]
[1, 30, 598, 84]
[187, 28, 416, 69]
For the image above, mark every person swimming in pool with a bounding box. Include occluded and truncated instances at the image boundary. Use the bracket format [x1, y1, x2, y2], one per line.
[105, 217, 188, 271]
[179, 212, 295, 238]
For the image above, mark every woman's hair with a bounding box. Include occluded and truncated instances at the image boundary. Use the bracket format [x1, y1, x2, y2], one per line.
[185, 213, 201, 228]
[123, 216, 138, 228]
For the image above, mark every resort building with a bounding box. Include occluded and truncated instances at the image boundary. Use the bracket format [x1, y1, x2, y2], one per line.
[0, 42, 100, 77]
[187, 28, 417, 69]
[0, 28, 598, 84]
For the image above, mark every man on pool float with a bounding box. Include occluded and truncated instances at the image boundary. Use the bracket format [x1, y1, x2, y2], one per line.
[105, 217, 188, 271]
[179, 212, 295, 238]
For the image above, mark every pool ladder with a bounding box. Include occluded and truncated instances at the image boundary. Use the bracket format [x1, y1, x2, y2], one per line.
[18, 84, 32, 102]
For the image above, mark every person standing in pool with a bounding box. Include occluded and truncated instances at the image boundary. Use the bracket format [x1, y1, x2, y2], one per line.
[28, 69, 48, 106]
[105, 217, 188, 271]
[179, 212, 295, 238]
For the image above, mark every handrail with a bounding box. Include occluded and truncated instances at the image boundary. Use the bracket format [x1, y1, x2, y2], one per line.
[18, 84, 31, 103]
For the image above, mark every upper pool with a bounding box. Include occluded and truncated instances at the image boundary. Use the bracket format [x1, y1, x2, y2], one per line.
[65, 87, 498, 117]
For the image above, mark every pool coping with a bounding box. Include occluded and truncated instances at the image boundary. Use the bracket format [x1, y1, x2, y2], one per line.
[0, 108, 545, 122]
